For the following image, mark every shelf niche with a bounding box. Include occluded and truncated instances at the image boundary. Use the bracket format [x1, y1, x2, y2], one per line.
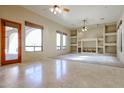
[105, 24, 117, 56]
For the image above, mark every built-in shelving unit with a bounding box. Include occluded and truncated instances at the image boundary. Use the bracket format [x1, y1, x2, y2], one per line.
[77, 38, 104, 54]
[105, 43, 116, 46]
[81, 38, 98, 53]
[104, 24, 117, 56]
[97, 38, 104, 54]
[70, 23, 117, 56]
[105, 32, 116, 36]
[70, 30, 78, 53]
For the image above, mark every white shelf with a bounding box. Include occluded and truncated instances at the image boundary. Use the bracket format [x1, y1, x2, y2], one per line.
[78, 46, 81, 48]
[98, 38, 103, 41]
[81, 38, 97, 41]
[105, 43, 116, 46]
[98, 46, 103, 48]
[71, 36, 77, 38]
[71, 44, 77, 46]
[105, 32, 116, 36]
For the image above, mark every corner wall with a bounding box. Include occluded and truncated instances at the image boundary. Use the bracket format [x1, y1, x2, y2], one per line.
[0, 5, 70, 62]
[117, 7, 124, 63]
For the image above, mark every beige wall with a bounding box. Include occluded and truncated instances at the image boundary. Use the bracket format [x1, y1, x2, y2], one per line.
[77, 25, 104, 48]
[0, 5, 70, 62]
[0, 17, 1, 63]
[117, 7, 124, 63]
[78, 24, 104, 40]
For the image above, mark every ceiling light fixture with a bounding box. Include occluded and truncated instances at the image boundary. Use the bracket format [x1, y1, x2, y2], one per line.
[50, 5, 62, 15]
[81, 20, 88, 32]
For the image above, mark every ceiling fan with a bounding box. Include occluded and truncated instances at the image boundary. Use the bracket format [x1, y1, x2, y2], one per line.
[50, 5, 70, 14]
[81, 20, 88, 32]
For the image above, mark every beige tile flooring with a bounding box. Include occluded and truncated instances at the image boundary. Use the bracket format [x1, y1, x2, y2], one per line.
[0, 54, 124, 88]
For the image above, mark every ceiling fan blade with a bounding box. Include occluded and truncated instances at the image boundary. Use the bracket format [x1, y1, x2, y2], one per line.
[63, 8, 70, 12]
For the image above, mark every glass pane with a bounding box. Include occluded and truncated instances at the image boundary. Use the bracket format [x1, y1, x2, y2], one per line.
[25, 26, 42, 47]
[57, 46, 61, 50]
[25, 47, 34, 51]
[62, 46, 66, 49]
[63, 35, 66, 46]
[35, 47, 42, 51]
[5, 26, 18, 60]
[56, 33, 61, 47]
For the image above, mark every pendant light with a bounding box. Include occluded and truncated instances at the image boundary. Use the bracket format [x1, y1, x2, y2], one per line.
[81, 20, 88, 32]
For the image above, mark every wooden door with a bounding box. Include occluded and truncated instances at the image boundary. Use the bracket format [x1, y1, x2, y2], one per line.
[1, 19, 21, 65]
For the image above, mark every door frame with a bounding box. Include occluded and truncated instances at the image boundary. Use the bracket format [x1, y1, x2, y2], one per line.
[1, 19, 22, 65]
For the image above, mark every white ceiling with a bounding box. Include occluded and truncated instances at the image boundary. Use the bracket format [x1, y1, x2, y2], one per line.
[22, 5, 124, 29]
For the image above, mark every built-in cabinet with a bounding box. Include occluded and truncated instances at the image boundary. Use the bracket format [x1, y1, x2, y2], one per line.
[104, 24, 117, 56]
[70, 23, 117, 56]
[70, 30, 78, 53]
[97, 38, 104, 54]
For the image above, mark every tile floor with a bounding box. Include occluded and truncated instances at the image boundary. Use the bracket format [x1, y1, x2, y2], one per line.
[0, 54, 124, 87]
[53, 53, 124, 68]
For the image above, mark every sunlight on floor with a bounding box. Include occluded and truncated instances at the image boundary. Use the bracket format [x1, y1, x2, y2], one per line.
[53, 53, 123, 68]
[67, 55, 115, 63]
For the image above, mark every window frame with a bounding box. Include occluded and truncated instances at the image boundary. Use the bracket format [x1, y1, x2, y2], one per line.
[24, 21, 43, 52]
[56, 31, 62, 50]
[62, 33, 67, 50]
[56, 31, 67, 50]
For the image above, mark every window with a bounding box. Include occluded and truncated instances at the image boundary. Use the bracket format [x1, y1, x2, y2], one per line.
[56, 31, 67, 50]
[62, 34, 67, 49]
[56, 32, 61, 50]
[25, 21, 43, 52]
